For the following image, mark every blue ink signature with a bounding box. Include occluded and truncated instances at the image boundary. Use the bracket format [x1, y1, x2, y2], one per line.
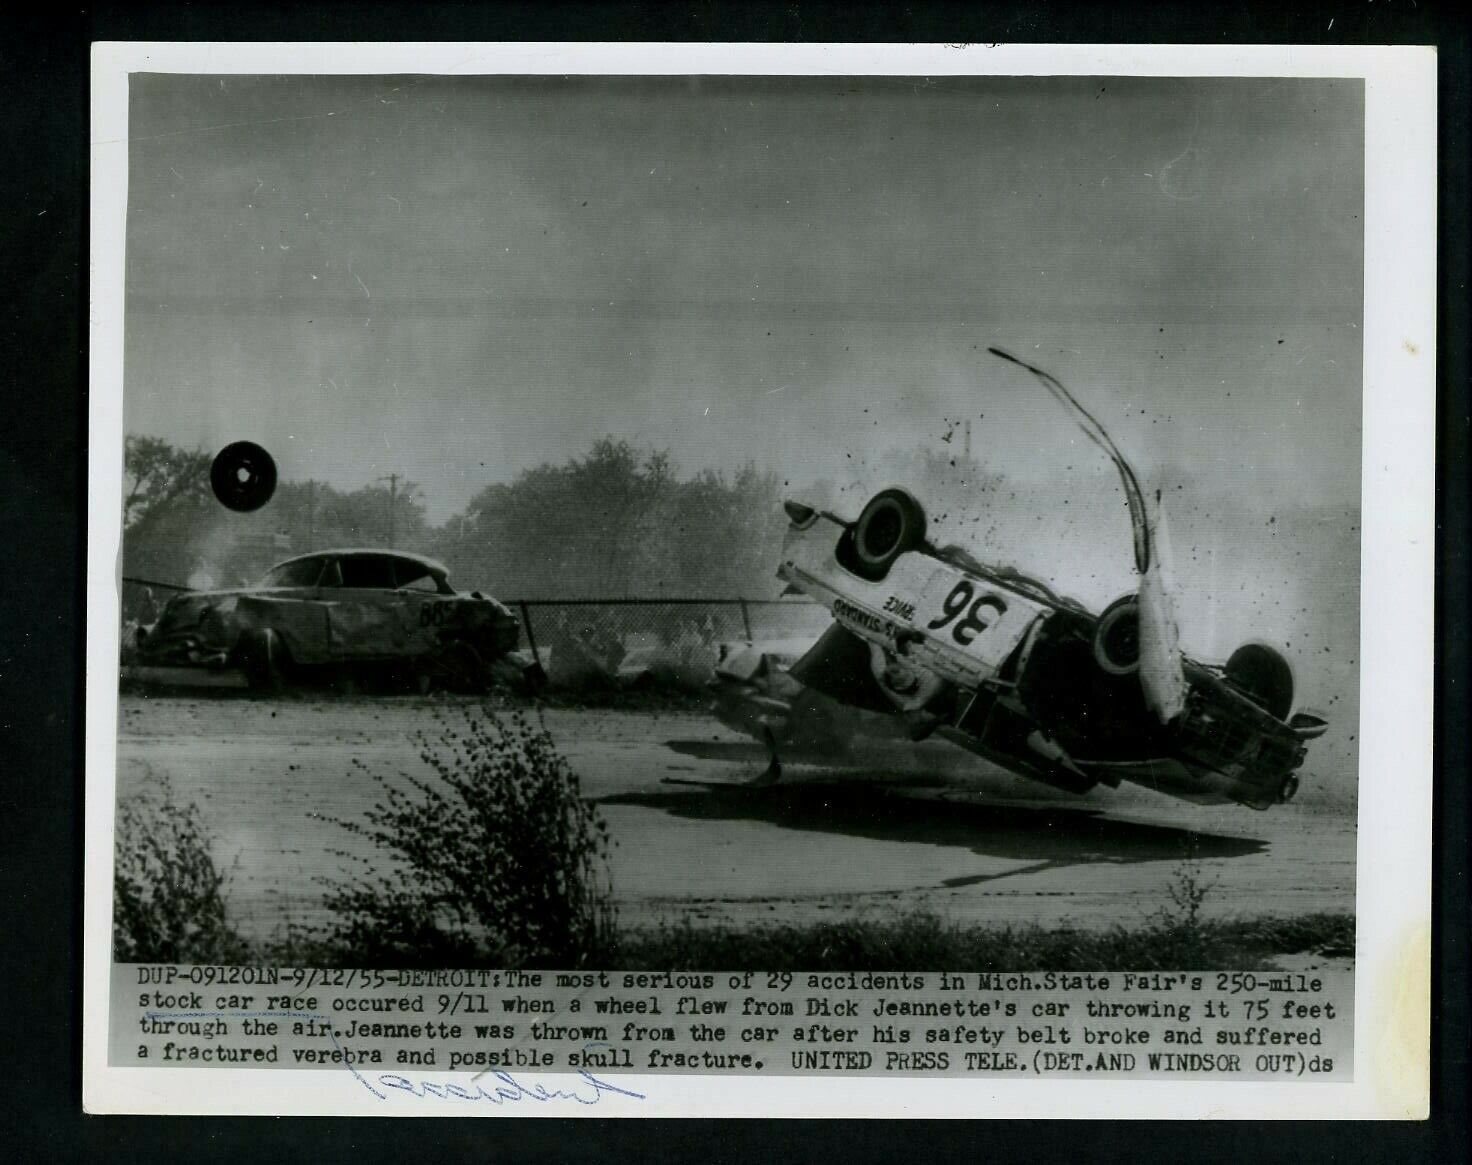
[144, 1011, 646, 1106]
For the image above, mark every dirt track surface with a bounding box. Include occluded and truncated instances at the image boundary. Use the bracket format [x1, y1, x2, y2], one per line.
[115, 694, 1356, 942]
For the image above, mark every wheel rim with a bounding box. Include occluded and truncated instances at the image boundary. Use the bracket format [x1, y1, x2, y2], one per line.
[857, 500, 905, 563]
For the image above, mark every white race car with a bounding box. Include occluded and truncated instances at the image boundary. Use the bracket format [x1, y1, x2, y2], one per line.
[756, 350, 1328, 809]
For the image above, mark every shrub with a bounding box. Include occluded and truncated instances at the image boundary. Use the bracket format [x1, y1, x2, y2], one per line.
[320, 702, 616, 967]
[113, 783, 246, 963]
[1138, 834, 1221, 966]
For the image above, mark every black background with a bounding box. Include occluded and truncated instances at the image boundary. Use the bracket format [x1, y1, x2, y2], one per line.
[1, 2, 1464, 1160]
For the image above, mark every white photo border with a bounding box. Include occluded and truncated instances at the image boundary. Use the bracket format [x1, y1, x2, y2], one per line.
[84, 41, 1436, 1118]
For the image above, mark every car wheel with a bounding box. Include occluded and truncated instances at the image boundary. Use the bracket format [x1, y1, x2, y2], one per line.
[1224, 641, 1296, 722]
[440, 640, 489, 693]
[1092, 595, 1142, 676]
[843, 488, 927, 580]
[238, 629, 290, 694]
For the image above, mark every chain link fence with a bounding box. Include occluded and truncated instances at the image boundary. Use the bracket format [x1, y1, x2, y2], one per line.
[121, 576, 832, 691]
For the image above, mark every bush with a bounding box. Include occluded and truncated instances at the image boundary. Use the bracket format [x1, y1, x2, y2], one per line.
[320, 702, 616, 967]
[113, 783, 247, 963]
[1138, 835, 1221, 966]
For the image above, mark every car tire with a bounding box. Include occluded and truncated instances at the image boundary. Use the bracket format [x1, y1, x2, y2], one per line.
[1224, 641, 1296, 721]
[1092, 595, 1143, 676]
[844, 488, 927, 581]
[238, 628, 289, 693]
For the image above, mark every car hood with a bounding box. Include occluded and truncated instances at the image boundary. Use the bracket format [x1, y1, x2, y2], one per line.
[153, 586, 299, 616]
[169, 584, 308, 602]
[148, 591, 249, 640]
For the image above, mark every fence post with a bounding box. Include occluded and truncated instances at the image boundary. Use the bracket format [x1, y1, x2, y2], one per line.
[738, 598, 752, 640]
[518, 601, 543, 669]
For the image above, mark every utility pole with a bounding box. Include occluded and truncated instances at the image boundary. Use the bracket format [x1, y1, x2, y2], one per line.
[378, 473, 400, 547]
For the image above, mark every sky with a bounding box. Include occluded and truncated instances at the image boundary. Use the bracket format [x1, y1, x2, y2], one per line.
[124, 73, 1364, 532]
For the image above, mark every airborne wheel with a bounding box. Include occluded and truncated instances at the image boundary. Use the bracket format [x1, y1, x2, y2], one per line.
[211, 441, 278, 512]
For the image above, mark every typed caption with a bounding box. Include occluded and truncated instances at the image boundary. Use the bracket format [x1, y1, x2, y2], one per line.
[112, 965, 1352, 1081]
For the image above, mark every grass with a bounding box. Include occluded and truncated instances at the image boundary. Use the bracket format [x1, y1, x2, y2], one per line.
[122, 893, 1355, 973]
[603, 910, 1354, 973]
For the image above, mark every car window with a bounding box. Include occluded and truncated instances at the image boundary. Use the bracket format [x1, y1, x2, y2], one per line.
[259, 558, 325, 588]
[338, 556, 399, 588]
[395, 564, 441, 592]
[317, 559, 343, 588]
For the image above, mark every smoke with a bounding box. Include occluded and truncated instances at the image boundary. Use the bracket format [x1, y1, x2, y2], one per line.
[184, 516, 254, 590]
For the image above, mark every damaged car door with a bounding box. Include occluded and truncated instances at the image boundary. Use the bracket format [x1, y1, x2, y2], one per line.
[321, 553, 407, 658]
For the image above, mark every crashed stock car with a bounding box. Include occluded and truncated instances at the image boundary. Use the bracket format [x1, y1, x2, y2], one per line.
[130, 548, 542, 693]
[741, 350, 1329, 809]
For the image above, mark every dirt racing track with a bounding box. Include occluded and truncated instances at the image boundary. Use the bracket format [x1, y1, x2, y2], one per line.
[115, 695, 1356, 942]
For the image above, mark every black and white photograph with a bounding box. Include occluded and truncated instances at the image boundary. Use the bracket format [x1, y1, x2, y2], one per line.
[84, 44, 1435, 1118]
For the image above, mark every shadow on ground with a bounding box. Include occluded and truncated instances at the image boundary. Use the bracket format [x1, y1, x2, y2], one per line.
[599, 778, 1267, 887]
[663, 736, 978, 780]
[664, 735, 909, 762]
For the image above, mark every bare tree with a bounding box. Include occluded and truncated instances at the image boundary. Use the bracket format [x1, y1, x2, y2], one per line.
[123, 436, 212, 531]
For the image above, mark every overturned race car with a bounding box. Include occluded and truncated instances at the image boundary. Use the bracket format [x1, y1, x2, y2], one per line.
[755, 350, 1329, 810]
[128, 548, 543, 694]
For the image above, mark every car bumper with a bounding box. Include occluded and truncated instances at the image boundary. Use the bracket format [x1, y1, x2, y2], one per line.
[121, 664, 250, 689]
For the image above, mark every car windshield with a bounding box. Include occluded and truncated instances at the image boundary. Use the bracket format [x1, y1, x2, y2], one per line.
[258, 558, 325, 588]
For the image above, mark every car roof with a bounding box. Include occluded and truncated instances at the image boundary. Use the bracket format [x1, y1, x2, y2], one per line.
[268, 549, 450, 576]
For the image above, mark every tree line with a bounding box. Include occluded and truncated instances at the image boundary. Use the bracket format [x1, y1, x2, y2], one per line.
[121, 435, 791, 598]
